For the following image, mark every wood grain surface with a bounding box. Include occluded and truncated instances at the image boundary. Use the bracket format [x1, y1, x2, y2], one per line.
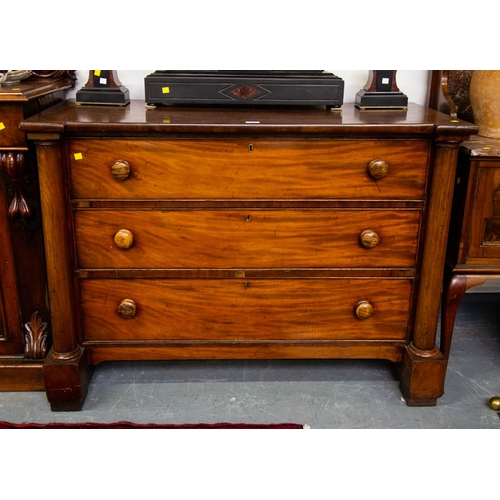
[68, 138, 429, 200]
[74, 208, 421, 269]
[80, 278, 413, 342]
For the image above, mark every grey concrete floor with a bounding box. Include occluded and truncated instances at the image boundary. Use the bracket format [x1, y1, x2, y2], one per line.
[1, 293, 500, 429]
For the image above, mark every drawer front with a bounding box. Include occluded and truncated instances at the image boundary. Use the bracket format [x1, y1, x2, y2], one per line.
[80, 278, 413, 342]
[74, 209, 421, 269]
[68, 139, 429, 200]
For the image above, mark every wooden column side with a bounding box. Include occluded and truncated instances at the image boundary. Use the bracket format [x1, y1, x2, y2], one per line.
[35, 139, 79, 359]
[412, 140, 461, 353]
[0, 160, 23, 349]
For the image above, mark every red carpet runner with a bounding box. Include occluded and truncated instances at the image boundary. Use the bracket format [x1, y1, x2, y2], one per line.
[0, 421, 303, 429]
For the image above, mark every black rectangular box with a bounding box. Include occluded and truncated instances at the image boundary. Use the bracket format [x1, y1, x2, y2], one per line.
[145, 71, 344, 108]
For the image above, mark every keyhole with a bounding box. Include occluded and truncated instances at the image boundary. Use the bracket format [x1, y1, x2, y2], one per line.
[246, 214, 251, 222]
[248, 144, 254, 152]
[245, 282, 251, 289]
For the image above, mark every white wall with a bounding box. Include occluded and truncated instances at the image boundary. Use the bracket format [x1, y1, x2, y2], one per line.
[67, 70, 431, 106]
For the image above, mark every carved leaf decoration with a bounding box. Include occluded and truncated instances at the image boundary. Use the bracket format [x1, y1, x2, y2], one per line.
[1, 152, 33, 220]
[3, 151, 17, 178]
[24, 311, 49, 359]
[8, 191, 32, 218]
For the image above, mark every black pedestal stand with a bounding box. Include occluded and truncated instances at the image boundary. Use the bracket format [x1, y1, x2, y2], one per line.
[355, 70, 408, 109]
[76, 70, 130, 106]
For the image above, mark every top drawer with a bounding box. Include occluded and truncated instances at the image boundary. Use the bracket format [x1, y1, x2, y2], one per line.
[68, 138, 429, 200]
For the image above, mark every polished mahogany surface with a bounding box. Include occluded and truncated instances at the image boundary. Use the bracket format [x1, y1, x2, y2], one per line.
[22, 100, 474, 136]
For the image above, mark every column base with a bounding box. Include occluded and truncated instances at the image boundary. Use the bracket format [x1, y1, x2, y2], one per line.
[44, 347, 94, 411]
[397, 345, 447, 407]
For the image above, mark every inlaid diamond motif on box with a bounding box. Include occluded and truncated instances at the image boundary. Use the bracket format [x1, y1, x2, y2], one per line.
[223, 84, 269, 101]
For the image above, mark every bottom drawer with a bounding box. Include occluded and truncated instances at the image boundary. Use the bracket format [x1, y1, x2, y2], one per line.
[80, 278, 413, 342]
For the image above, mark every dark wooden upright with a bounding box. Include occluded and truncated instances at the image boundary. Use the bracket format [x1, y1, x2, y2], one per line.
[21, 101, 476, 410]
[0, 74, 75, 390]
[441, 137, 500, 359]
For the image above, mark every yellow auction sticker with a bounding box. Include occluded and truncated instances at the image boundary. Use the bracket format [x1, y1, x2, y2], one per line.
[74, 153, 83, 160]
[162, 87, 170, 94]
[0, 122, 5, 131]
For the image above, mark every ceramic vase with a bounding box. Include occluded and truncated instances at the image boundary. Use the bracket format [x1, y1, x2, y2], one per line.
[470, 70, 500, 138]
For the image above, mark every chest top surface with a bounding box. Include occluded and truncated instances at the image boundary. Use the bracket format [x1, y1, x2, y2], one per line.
[20, 100, 476, 139]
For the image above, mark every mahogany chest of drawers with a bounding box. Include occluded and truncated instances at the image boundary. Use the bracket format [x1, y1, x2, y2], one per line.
[21, 100, 475, 410]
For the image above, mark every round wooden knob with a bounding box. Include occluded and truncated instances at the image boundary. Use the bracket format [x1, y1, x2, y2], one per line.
[360, 229, 380, 249]
[114, 229, 134, 250]
[111, 160, 131, 181]
[368, 159, 389, 180]
[118, 299, 137, 319]
[355, 300, 374, 320]
[489, 397, 500, 411]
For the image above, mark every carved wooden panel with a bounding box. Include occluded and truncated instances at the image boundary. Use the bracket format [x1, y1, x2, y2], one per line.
[0, 154, 23, 352]
[466, 161, 500, 262]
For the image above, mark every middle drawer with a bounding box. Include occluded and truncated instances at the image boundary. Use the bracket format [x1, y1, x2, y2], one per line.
[74, 209, 421, 269]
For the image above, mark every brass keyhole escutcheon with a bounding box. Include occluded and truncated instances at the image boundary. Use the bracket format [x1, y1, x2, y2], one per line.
[355, 300, 374, 320]
[114, 229, 134, 250]
[360, 229, 380, 249]
[246, 214, 251, 222]
[118, 299, 137, 319]
[368, 159, 389, 180]
[248, 144, 254, 152]
[111, 160, 131, 181]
